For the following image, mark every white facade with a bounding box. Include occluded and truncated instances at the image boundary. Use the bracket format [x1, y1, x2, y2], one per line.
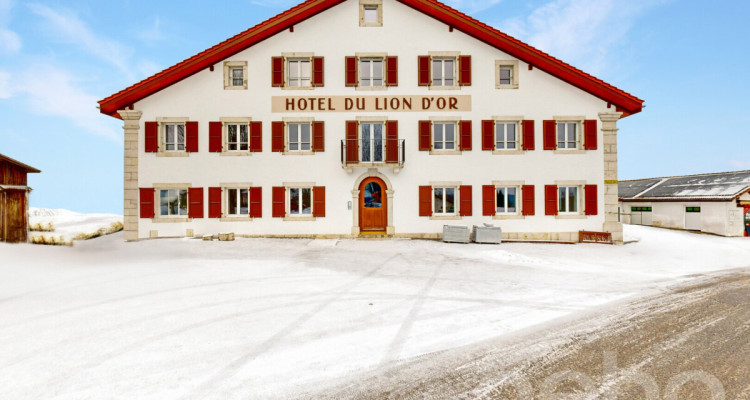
[103, 0, 641, 242]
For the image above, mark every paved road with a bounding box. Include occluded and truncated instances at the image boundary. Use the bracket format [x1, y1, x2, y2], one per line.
[304, 271, 750, 399]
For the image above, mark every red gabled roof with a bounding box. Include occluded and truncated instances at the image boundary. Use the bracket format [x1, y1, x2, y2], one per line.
[99, 0, 643, 118]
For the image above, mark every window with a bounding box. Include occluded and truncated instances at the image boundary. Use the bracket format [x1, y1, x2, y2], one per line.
[496, 187, 517, 214]
[226, 123, 249, 151]
[364, 6, 378, 22]
[164, 123, 185, 151]
[433, 122, 456, 150]
[557, 122, 578, 149]
[632, 206, 652, 212]
[359, 58, 383, 87]
[433, 187, 456, 215]
[223, 61, 247, 90]
[686, 207, 701, 212]
[159, 189, 187, 216]
[288, 123, 311, 151]
[360, 121, 384, 162]
[227, 188, 249, 216]
[431, 58, 455, 87]
[359, 2, 382, 26]
[558, 186, 579, 213]
[495, 122, 517, 150]
[287, 58, 311, 87]
[495, 60, 519, 89]
[289, 187, 313, 216]
[231, 68, 243, 87]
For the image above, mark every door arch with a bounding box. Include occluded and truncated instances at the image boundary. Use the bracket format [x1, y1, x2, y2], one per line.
[359, 177, 387, 233]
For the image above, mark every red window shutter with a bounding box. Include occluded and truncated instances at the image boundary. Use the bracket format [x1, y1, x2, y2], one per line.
[418, 55, 430, 86]
[345, 56, 358, 87]
[459, 55, 471, 86]
[385, 120, 399, 163]
[419, 186, 432, 216]
[584, 119, 598, 150]
[418, 120, 431, 151]
[312, 121, 325, 152]
[482, 120, 495, 150]
[271, 56, 284, 87]
[185, 121, 198, 152]
[482, 185, 495, 216]
[250, 121, 262, 152]
[522, 120, 535, 151]
[522, 185, 535, 216]
[312, 56, 324, 87]
[209, 121, 222, 152]
[249, 187, 262, 218]
[585, 184, 598, 215]
[145, 122, 158, 152]
[545, 185, 558, 216]
[272, 186, 286, 217]
[459, 185, 472, 216]
[208, 187, 222, 218]
[346, 120, 359, 163]
[386, 56, 398, 86]
[313, 186, 326, 217]
[271, 121, 284, 152]
[543, 120, 557, 150]
[188, 187, 204, 218]
[459, 120, 472, 151]
[139, 188, 155, 218]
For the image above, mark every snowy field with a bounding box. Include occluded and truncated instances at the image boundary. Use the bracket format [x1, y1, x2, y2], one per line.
[1, 222, 749, 399]
[28, 208, 123, 245]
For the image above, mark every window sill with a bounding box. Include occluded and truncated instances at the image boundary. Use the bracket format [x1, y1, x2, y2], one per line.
[429, 150, 461, 155]
[344, 162, 399, 167]
[495, 84, 519, 89]
[355, 85, 387, 91]
[492, 149, 523, 155]
[156, 152, 189, 157]
[430, 215, 461, 220]
[282, 151, 316, 156]
[220, 151, 253, 157]
[152, 217, 192, 223]
[555, 214, 586, 219]
[283, 216, 317, 221]
[223, 85, 248, 90]
[493, 214, 524, 220]
[553, 149, 586, 154]
[281, 86, 315, 91]
[221, 217, 253, 222]
[428, 85, 460, 91]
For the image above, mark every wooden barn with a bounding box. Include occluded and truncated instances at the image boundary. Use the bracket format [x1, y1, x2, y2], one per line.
[0, 154, 41, 243]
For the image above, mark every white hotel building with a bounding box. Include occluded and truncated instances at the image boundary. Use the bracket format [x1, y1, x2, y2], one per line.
[99, 0, 643, 243]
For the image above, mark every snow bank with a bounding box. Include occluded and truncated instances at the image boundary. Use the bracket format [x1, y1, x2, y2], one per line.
[27, 207, 123, 245]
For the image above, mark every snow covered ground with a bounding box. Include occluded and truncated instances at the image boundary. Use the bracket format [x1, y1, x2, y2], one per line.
[27, 208, 123, 245]
[1, 221, 749, 399]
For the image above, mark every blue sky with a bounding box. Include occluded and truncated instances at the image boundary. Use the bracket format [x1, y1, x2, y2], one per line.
[1, 0, 748, 213]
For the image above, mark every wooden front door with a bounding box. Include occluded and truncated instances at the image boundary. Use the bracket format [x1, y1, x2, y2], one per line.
[1, 190, 27, 243]
[359, 177, 387, 232]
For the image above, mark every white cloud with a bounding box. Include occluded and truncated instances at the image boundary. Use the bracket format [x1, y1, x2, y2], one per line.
[0, 70, 11, 98]
[729, 160, 750, 170]
[28, 3, 135, 79]
[497, 0, 663, 75]
[14, 65, 120, 142]
[0, 0, 21, 53]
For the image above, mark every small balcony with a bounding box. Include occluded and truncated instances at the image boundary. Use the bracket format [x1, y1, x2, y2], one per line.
[341, 138, 405, 173]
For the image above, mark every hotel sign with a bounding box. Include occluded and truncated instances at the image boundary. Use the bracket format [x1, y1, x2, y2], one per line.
[272, 95, 471, 113]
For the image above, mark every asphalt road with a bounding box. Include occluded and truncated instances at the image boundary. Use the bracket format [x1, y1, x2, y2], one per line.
[304, 270, 750, 399]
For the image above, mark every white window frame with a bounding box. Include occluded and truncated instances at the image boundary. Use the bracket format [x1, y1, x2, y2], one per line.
[287, 122, 312, 152]
[223, 61, 247, 90]
[163, 123, 185, 152]
[431, 57, 456, 87]
[287, 58, 312, 88]
[495, 121, 518, 150]
[557, 121, 580, 150]
[495, 60, 519, 89]
[359, 57, 384, 87]
[288, 186, 313, 217]
[226, 122, 250, 152]
[433, 186, 458, 216]
[226, 188, 250, 216]
[495, 186, 519, 214]
[159, 188, 188, 217]
[432, 121, 457, 151]
[558, 185, 580, 214]
[359, 121, 385, 163]
[359, 0, 383, 27]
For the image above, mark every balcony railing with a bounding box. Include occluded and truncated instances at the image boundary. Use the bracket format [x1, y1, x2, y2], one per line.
[341, 138, 405, 167]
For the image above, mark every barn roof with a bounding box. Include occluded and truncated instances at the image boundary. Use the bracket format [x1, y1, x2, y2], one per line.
[619, 170, 750, 201]
[98, 0, 643, 119]
[0, 153, 41, 173]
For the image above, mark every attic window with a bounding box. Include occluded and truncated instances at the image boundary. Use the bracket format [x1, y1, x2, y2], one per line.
[223, 61, 247, 90]
[360, 0, 382, 27]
